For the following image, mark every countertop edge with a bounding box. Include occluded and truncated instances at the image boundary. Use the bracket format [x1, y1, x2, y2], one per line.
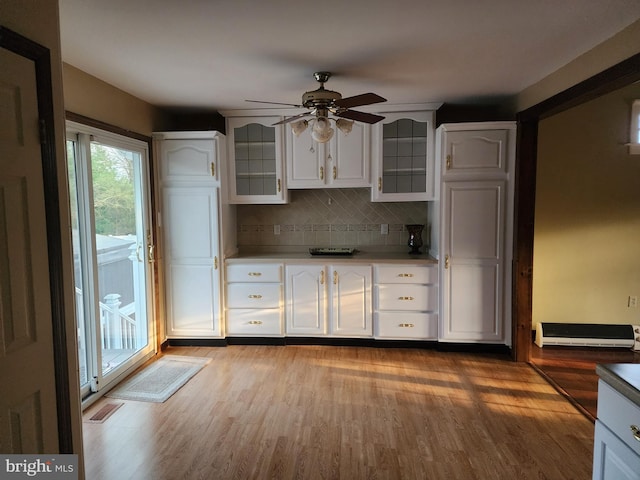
[225, 254, 438, 264]
[596, 363, 640, 408]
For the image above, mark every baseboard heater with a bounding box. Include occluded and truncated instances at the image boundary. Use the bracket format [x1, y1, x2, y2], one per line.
[535, 322, 635, 348]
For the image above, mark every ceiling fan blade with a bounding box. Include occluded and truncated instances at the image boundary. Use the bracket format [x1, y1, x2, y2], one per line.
[273, 112, 312, 125]
[335, 109, 385, 124]
[245, 99, 303, 108]
[333, 93, 386, 109]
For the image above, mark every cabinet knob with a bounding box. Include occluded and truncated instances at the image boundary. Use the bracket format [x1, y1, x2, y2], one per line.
[320, 166, 324, 180]
[631, 424, 640, 442]
[248, 320, 263, 325]
[445, 254, 450, 269]
[333, 166, 337, 180]
[277, 178, 282, 192]
[398, 296, 414, 301]
[446, 154, 452, 170]
[333, 270, 338, 284]
[248, 294, 263, 299]
[397, 273, 414, 277]
[320, 270, 325, 285]
[378, 177, 382, 191]
[399, 323, 415, 328]
[248, 272, 262, 276]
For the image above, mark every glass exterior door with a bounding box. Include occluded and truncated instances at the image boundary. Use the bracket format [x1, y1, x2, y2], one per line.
[66, 125, 155, 399]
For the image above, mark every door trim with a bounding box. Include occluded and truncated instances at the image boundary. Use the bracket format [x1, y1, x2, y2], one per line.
[513, 52, 640, 362]
[0, 26, 72, 452]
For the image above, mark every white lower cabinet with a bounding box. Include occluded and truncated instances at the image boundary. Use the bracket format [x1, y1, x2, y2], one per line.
[285, 264, 372, 337]
[374, 265, 438, 340]
[225, 263, 284, 336]
[331, 265, 372, 337]
[285, 265, 327, 336]
[593, 380, 640, 480]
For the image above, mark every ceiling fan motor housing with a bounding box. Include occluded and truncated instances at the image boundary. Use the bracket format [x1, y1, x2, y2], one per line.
[302, 88, 342, 109]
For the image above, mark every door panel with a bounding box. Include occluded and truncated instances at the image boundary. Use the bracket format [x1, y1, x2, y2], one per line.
[163, 186, 220, 337]
[331, 266, 372, 336]
[441, 180, 505, 342]
[0, 45, 59, 452]
[286, 265, 326, 335]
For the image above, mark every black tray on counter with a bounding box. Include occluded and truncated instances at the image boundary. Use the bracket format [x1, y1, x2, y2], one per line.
[309, 247, 356, 256]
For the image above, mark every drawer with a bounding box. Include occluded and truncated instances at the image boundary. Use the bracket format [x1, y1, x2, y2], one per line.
[376, 284, 438, 311]
[226, 309, 282, 336]
[375, 265, 437, 284]
[227, 283, 281, 308]
[375, 312, 438, 339]
[226, 263, 282, 283]
[597, 380, 640, 456]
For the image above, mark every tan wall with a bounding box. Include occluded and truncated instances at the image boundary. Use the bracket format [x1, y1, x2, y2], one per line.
[517, 19, 640, 111]
[63, 63, 173, 136]
[533, 82, 640, 327]
[1, 0, 84, 470]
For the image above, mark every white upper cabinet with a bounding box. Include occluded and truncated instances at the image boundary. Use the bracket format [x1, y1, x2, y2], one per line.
[225, 116, 288, 204]
[440, 125, 511, 178]
[371, 109, 437, 202]
[156, 131, 223, 184]
[286, 121, 370, 188]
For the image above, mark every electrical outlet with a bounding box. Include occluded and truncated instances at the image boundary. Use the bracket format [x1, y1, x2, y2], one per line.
[381, 224, 389, 235]
[629, 295, 638, 308]
[274, 224, 280, 235]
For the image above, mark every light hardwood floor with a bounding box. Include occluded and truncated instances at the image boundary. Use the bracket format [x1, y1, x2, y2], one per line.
[82, 346, 595, 479]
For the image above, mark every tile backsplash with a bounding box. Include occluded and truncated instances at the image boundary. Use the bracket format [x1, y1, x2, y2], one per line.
[236, 188, 430, 250]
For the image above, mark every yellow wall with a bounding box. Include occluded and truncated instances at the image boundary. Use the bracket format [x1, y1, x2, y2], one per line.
[533, 82, 640, 327]
[517, 19, 640, 111]
[63, 63, 173, 136]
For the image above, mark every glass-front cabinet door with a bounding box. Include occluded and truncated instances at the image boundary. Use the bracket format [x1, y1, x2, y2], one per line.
[226, 116, 288, 204]
[371, 110, 436, 202]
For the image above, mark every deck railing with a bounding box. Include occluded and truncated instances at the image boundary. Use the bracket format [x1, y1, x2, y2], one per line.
[76, 288, 137, 350]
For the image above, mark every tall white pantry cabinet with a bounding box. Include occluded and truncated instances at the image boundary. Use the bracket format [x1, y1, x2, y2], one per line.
[154, 131, 234, 339]
[436, 122, 516, 345]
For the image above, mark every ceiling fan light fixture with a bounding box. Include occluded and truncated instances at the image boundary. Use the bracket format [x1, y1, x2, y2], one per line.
[311, 116, 334, 143]
[291, 119, 309, 136]
[336, 118, 354, 135]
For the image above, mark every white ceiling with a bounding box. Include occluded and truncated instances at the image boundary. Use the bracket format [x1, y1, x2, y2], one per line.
[59, 0, 640, 113]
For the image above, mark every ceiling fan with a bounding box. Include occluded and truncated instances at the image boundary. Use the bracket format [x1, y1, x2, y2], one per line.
[246, 72, 387, 143]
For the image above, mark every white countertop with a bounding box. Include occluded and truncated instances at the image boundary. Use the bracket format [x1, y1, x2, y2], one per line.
[225, 249, 438, 265]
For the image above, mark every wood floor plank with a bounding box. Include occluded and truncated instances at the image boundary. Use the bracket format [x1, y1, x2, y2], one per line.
[83, 346, 595, 479]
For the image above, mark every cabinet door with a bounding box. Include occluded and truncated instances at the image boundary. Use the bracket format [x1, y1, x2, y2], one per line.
[329, 121, 370, 188]
[163, 186, 221, 337]
[371, 111, 435, 202]
[285, 265, 327, 335]
[593, 420, 640, 480]
[443, 129, 509, 177]
[286, 128, 325, 188]
[226, 116, 287, 204]
[440, 180, 505, 342]
[286, 122, 369, 188]
[159, 139, 217, 182]
[330, 265, 372, 336]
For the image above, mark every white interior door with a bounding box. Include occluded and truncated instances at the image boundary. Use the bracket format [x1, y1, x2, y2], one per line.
[0, 43, 59, 452]
[66, 124, 155, 400]
[441, 180, 505, 342]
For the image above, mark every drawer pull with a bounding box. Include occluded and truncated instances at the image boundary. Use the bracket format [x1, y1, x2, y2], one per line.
[397, 273, 414, 277]
[248, 320, 263, 325]
[248, 294, 263, 299]
[398, 296, 414, 301]
[631, 425, 640, 442]
[248, 272, 262, 276]
[399, 323, 415, 328]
